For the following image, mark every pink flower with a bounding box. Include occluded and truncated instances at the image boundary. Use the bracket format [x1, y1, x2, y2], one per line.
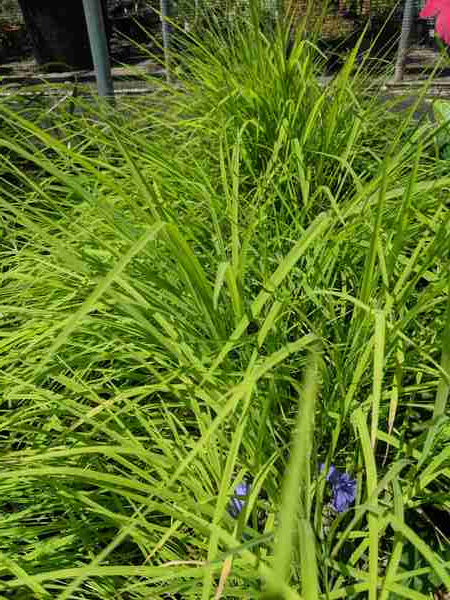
[420, 0, 450, 45]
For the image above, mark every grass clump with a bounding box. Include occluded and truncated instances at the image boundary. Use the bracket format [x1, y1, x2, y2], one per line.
[0, 12, 449, 600]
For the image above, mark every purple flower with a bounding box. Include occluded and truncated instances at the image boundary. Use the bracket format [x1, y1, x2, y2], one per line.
[323, 464, 356, 513]
[228, 481, 250, 518]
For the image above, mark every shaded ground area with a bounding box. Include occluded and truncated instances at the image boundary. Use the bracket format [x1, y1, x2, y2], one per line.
[0, 6, 161, 75]
[0, 7, 165, 96]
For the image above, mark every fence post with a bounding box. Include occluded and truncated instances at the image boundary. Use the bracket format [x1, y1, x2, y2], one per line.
[82, 0, 115, 101]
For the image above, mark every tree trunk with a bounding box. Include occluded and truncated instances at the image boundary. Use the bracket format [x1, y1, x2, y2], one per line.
[394, 0, 415, 82]
[17, 0, 110, 71]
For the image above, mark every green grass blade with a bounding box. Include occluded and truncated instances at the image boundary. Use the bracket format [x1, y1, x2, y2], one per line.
[372, 309, 386, 449]
[38, 222, 165, 371]
[389, 515, 450, 590]
[352, 408, 379, 600]
[267, 352, 320, 599]
[380, 479, 405, 600]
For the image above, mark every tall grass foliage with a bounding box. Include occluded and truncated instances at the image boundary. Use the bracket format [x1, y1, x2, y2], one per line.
[0, 9, 449, 599]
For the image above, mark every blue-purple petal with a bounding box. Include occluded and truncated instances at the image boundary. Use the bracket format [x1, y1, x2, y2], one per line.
[322, 465, 356, 513]
[228, 481, 250, 518]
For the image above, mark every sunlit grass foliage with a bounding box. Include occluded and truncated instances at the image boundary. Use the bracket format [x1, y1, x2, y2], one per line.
[0, 7, 449, 599]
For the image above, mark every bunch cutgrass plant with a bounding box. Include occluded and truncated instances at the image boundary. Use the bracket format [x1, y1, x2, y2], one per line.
[0, 6, 449, 599]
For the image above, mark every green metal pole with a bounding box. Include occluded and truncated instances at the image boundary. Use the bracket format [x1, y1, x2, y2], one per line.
[160, 0, 171, 82]
[82, 0, 115, 101]
[394, 0, 415, 82]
